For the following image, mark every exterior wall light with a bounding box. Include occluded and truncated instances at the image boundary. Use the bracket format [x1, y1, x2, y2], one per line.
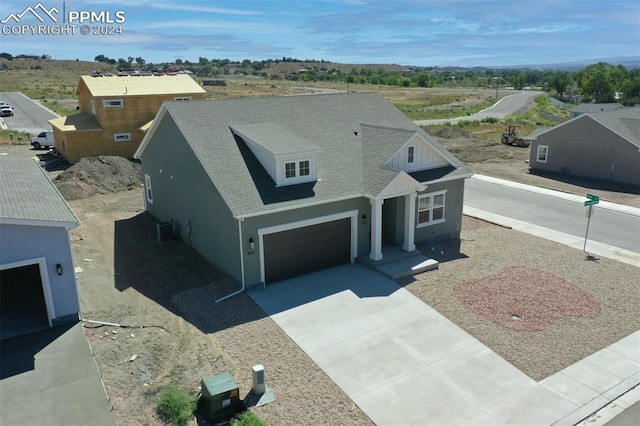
[56, 263, 63, 276]
[249, 238, 255, 250]
[362, 214, 368, 225]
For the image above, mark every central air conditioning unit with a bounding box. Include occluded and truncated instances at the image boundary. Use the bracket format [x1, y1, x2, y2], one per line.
[198, 372, 245, 423]
[157, 222, 172, 243]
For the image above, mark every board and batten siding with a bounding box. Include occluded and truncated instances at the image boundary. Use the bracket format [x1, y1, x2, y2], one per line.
[385, 135, 449, 172]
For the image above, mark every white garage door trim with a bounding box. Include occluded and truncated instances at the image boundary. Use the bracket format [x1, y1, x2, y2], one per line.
[258, 210, 358, 284]
[1, 257, 55, 327]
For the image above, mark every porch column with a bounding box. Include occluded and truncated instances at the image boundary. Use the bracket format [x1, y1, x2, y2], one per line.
[369, 198, 383, 261]
[402, 193, 417, 252]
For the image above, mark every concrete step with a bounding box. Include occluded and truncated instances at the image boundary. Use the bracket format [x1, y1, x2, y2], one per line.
[375, 256, 439, 280]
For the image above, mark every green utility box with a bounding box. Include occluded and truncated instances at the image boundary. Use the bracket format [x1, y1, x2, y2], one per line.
[199, 372, 244, 422]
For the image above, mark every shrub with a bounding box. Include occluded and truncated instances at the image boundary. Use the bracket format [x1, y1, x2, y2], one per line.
[231, 410, 268, 426]
[157, 386, 198, 426]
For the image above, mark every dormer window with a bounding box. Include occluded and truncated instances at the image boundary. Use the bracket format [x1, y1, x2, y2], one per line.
[285, 160, 311, 180]
[407, 146, 415, 163]
[230, 123, 320, 187]
[299, 160, 310, 176]
[285, 162, 296, 178]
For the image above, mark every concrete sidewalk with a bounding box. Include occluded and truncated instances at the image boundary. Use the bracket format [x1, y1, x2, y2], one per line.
[0, 322, 116, 426]
[250, 264, 639, 426]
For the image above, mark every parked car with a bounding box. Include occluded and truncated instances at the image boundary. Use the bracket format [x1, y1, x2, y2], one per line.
[31, 130, 56, 149]
[0, 106, 14, 117]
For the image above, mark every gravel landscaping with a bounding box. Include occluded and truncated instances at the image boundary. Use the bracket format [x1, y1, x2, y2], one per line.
[403, 216, 640, 381]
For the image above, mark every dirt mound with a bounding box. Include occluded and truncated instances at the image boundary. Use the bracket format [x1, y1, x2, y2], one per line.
[428, 126, 472, 139]
[54, 156, 143, 200]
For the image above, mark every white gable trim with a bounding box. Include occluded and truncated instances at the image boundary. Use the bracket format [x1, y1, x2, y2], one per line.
[376, 171, 425, 200]
[0, 218, 79, 230]
[134, 105, 168, 159]
[384, 132, 451, 171]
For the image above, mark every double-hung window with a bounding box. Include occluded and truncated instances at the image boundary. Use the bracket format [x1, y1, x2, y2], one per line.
[407, 146, 415, 164]
[537, 145, 548, 163]
[418, 191, 446, 226]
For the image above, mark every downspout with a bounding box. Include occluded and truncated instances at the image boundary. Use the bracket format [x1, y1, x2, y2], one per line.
[215, 218, 246, 303]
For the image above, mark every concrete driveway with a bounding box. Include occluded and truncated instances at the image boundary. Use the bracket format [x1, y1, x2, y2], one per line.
[249, 264, 639, 425]
[0, 323, 116, 426]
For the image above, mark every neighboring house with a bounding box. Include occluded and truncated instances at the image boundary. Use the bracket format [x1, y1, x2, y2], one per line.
[0, 157, 81, 339]
[569, 103, 624, 118]
[529, 108, 640, 185]
[49, 74, 206, 164]
[134, 93, 473, 288]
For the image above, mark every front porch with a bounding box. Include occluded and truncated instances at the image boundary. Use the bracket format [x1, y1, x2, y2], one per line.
[358, 244, 438, 280]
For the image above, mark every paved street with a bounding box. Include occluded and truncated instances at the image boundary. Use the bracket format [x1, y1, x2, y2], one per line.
[464, 176, 640, 253]
[414, 90, 544, 125]
[0, 92, 58, 135]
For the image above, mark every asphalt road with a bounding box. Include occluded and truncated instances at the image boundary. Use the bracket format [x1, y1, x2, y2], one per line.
[0, 92, 58, 136]
[415, 90, 545, 125]
[464, 178, 640, 253]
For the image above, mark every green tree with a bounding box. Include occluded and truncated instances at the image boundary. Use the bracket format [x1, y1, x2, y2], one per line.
[580, 62, 615, 103]
[551, 73, 571, 98]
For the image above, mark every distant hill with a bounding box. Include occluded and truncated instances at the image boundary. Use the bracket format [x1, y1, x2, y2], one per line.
[492, 56, 640, 71]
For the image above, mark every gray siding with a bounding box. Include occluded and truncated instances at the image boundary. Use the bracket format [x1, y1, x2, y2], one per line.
[530, 117, 640, 185]
[414, 179, 465, 245]
[0, 223, 79, 323]
[140, 116, 242, 283]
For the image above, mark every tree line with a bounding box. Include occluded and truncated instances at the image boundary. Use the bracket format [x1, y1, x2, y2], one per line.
[95, 54, 640, 106]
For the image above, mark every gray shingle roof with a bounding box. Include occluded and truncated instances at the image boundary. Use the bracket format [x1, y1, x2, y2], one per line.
[0, 156, 79, 227]
[153, 92, 470, 218]
[570, 103, 624, 114]
[587, 108, 640, 148]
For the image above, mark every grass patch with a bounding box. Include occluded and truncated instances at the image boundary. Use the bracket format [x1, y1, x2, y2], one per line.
[156, 386, 198, 426]
[0, 129, 32, 145]
[230, 410, 268, 426]
[395, 97, 497, 120]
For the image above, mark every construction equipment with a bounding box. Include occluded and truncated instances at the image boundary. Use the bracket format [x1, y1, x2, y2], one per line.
[501, 126, 530, 147]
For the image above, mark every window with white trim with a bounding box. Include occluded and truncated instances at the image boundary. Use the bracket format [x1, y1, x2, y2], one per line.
[299, 160, 310, 176]
[90, 99, 96, 115]
[418, 191, 446, 226]
[537, 145, 548, 163]
[145, 174, 153, 204]
[102, 99, 124, 108]
[407, 146, 415, 163]
[285, 162, 296, 178]
[174, 96, 192, 101]
[114, 133, 131, 142]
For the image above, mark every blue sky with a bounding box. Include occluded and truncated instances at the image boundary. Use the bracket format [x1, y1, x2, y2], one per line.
[1, 0, 639, 67]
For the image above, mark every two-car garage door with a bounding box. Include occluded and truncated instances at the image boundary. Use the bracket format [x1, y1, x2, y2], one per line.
[263, 217, 352, 284]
